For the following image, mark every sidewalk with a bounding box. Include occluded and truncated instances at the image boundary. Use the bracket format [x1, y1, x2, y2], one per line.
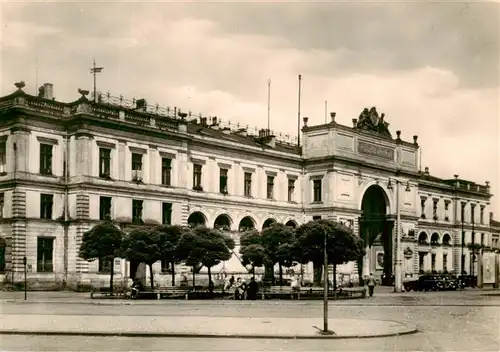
[0, 314, 417, 339]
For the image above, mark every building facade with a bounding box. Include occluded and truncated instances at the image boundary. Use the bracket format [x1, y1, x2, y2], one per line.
[0, 82, 495, 289]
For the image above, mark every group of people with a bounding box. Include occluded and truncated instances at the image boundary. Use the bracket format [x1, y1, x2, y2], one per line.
[225, 275, 259, 300]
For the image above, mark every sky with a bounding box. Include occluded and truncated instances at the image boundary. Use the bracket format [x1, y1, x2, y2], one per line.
[1, 1, 499, 216]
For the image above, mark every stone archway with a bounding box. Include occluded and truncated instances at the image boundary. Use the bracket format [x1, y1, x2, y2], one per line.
[238, 216, 256, 232]
[187, 211, 206, 228]
[359, 184, 394, 284]
[214, 214, 232, 231]
[262, 218, 277, 230]
[285, 220, 297, 228]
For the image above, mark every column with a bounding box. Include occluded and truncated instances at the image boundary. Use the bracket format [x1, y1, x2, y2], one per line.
[10, 126, 30, 173]
[118, 140, 126, 181]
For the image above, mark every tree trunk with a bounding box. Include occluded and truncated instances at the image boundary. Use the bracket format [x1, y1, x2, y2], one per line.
[313, 261, 322, 286]
[208, 266, 212, 283]
[109, 258, 114, 295]
[279, 263, 283, 286]
[192, 268, 196, 287]
[171, 261, 176, 286]
[149, 264, 155, 291]
[333, 264, 337, 291]
[357, 256, 364, 286]
[252, 266, 255, 279]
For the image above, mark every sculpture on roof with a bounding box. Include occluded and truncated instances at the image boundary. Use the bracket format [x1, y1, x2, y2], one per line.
[356, 106, 392, 138]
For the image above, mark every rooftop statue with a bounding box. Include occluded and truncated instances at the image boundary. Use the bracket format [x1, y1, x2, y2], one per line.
[356, 106, 392, 139]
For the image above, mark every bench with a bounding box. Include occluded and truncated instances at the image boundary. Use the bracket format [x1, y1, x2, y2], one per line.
[90, 286, 127, 299]
[337, 287, 367, 299]
[263, 286, 299, 300]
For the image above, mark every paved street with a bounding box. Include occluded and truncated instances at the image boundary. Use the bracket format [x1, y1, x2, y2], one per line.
[1, 289, 499, 351]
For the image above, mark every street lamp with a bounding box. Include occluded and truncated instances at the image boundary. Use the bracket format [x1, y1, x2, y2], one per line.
[387, 178, 411, 293]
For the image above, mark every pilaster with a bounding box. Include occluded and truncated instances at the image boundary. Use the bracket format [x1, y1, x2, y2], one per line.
[10, 126, 30, 173]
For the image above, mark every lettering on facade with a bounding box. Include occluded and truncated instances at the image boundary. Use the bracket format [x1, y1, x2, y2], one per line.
[358, 140, 394, 161]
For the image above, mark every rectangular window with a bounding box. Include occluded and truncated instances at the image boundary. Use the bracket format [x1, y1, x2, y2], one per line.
[431, 253, 436, 272]
[481, 233, 484, 245]
[39, 144, 53, 175]
[443, 254, 448, 271]
[244, 172, 252, 197]
[37, 237, 54, 272]
[0, 193, 3, 218]
[444, 201, 450, 221]
[161, 260, 171, 273]
[99, 196, 112, 221]
[480, 206, 485, 224]
[313, 179, 322, 202]
[432, 199, 438, 220]
[266, 175, 274, 199]
[0, 141, 6, 173]
[161, 158, 172, 186]
[99, 148, 111, 178]
[132, 199, 143, 224]
[219, 169, 228, 194]
[162, 202, 172, 225]
[419, 253, 425, 273]
[193, 164, 202, 190]
[461, 203, 466, 222]
[98, 258, 112, 273]
[471, 204, 475, 224]
[420, 198, 426, 219]
[287, 179, 295, 202]
[313, 215, 322, 221]
[40, 194, 53, 219]
[131, 153, 143, 171]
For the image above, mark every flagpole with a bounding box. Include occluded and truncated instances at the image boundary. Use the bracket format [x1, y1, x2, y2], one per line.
[267, 79, 271, 131]
[90, 59, 104, 103]
[297, 74, 302, 148]
[324, 100, 328, 124]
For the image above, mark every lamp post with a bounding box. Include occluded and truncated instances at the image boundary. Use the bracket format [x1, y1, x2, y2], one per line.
[387, 179, 411, 293]
[23, 256, 27, 300]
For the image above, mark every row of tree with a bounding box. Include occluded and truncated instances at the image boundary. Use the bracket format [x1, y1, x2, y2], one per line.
[79, 219, 365, 293]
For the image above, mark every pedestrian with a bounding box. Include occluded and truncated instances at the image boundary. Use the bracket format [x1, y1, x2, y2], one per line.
[246, 277, 258, 300]
[367, 273, 376, 297]
[229, 275, 235, 287]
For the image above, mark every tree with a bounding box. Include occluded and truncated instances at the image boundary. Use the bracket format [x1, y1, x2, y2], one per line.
[240, 230, 266, 278]
[260, 223, 296, 285]
[79, 222, 124, 294]
[176, 227, 235, 286]
[154, 225, 185, 286]
[121, 228, 162, 290]
[296, 219, 365, 287]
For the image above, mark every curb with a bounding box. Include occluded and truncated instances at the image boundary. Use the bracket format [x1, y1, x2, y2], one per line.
[0, 327, 419, 340]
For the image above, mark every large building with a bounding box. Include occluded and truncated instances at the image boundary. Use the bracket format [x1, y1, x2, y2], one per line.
[0, 81, 496, 289]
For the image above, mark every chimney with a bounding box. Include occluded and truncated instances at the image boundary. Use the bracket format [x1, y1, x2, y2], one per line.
[136, 98, 147, 111]
[42, 83, 53, 100]
[396, 130, 401, 141]
[302, 117, 309, 127]
[413, 135, 418, 145]
[490, 212, 494, 221]
[200, 117, 207, 126]
[352, 118, 357, 128]
[424, 167, 429, 175]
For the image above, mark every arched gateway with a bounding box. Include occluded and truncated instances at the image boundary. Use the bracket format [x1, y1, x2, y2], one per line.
[359, 184, 394, 284]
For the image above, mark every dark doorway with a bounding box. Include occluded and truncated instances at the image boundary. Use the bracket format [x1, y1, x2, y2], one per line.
[239, 216, 255, 232]
[262, 218, 276, 229]
[214, 214, 231, 231]
[359, 185, 394, 284]
[188, 212, 206, 228]
[285, 220, 297, 228]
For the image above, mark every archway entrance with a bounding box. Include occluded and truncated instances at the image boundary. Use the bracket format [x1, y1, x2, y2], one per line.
[188, 212, 206, 228]
[359, 185, 394, 285]
[214, 214, 231, 231]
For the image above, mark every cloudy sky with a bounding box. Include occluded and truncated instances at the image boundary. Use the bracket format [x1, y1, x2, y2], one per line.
[1, 1, 499, 214]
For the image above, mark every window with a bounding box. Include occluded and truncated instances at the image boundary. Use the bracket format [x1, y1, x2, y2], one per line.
[0, 141, 6, 173]
[266, 175, 274, 199]
[313, 179, 322, 202]
[0, 239, 5, 272]
[313, 215, 322, 221]
[132, 153, 143, 171]
[420, 197, 426, 219]
[99, 148, 111, 178]
[98, 258, 112, 273]
[287, 179, 295, 202]
[39, 144, 53, 175]
[161, 260, 171, 273]
[99, 196, 112, 221]
[480, 233, 484, 246]
[40, 194, 53, 219]
[161, 158, 172, 186]
[132, 199, 143, 224]
[37, 237, 54, 272]
[219, 169, 228, 194]
[480, 206, 485, 224]
[419, 253, 425, 272]
[431, 253, 436, 272]
[432, 199, 438, 220]
[444, 201, 450, 221]
[0, 193, 3, 218]
[471, 232, 476, 244]
[244, 172, 252, 197]
[461, 202, 466, 222]
[471, 204, 475, 224]
[162, 202, 172, 225]
[193, 164, 202, 190]
[443, 254, 448, 271]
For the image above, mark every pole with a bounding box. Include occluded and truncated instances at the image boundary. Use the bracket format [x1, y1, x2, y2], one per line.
[297, 74, 302, 147]
[324, 100, 327, 124]
[23, 256, 27, 300]
[267, 79, 271, 131]
[323, 228, 328, 333]
[93, 59, 97, 102]
[35, 57, 39, 95]
[471, 206, 475, 278]
[394, 181, 402, 293]
[461, 203, 465, 276]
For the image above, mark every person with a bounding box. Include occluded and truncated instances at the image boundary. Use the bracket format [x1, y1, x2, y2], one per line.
[367, 273, 376, 297]
[229, 275, 235, 287]
[246, 277, 258, 300]
[130, 278, 144, 299]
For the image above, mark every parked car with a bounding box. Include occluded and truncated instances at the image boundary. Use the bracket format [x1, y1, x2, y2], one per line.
[403, 275, 445, 292]
[439, 274, 459, 290]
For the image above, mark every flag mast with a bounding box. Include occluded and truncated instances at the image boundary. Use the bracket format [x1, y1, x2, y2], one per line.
[90, 59, 104, 102]
[267, 78, 271, 131]
[297, 74, 302, 147]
